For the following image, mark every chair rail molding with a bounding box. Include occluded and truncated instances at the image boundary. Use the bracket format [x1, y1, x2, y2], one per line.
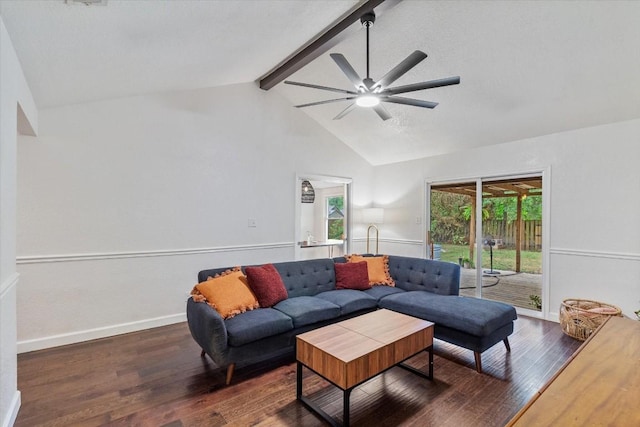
[550, 247, 640, 262]
[16, 242, 294, 264]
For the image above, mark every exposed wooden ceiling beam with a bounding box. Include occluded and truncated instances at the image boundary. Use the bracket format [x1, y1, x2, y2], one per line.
[259, 0, 402, 90]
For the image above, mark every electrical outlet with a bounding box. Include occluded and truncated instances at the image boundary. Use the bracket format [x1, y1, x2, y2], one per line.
[248, 218, 257, 228]
[415, 216, 422, 224]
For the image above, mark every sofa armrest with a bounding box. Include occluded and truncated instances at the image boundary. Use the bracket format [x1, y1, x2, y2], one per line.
[186, 297, 229, 363]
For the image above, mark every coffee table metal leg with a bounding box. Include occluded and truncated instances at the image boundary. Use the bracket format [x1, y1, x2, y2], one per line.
[428, 344, 433, 379]
[297, 362, 354, 427]
[343, 388, 352, 426]
[296, 361, 302, 399]
[297, 362, 343, 427]
[398, 345, 434, 380]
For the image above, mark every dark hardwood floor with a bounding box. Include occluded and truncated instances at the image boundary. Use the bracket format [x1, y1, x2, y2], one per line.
[16, 315, 581, 427]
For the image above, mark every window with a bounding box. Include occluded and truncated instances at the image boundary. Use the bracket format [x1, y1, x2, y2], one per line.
[326, 196, 344, 240]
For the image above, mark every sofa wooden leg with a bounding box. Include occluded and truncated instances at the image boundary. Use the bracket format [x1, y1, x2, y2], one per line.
[226, 363, 236, 385]
[474, 351, 482, 373]
[503, 337, 511, 352]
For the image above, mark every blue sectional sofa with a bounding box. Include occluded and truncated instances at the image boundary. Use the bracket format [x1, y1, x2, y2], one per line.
[186, 255, 517, 384]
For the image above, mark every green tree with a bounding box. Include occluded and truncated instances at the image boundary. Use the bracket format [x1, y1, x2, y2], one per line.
[483, 195, 542, 221]
[430, 192, 470, 244]
[327, 196, 344, 239]
[430, 191, 542, 245]
[328, 196, 343, 211]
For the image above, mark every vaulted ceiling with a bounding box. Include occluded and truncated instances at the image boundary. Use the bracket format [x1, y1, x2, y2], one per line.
[2, 0, 639, 165]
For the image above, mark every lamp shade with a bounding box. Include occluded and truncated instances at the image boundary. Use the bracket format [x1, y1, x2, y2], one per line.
[362, 207, 384, 224]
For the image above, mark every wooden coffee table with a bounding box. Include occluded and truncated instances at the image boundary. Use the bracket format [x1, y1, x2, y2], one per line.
[296, 309, 434, 426]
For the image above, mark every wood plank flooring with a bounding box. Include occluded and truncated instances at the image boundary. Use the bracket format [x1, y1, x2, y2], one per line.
[15, 315, 581, 426]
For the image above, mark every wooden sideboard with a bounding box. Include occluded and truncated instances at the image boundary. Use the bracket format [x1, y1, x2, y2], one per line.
[506, 315, 640, 426]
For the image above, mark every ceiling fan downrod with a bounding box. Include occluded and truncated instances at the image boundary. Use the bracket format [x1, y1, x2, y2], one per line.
[361, 12, 375, 89]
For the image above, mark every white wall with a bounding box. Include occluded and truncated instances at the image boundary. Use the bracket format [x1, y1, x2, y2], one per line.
[1, 16, 37, 427]
[16, 82, 374, 352]
[372, 119, 640, 319]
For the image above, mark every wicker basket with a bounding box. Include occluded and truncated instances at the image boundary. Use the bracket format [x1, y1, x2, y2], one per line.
[559, 299, 622, 341]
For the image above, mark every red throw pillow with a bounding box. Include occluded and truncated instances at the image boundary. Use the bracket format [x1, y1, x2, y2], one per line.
[335, 261, 371, 290]
[244, 264, 288, 307]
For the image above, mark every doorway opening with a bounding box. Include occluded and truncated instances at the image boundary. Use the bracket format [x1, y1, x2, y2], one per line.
[295, 175, 351, 260]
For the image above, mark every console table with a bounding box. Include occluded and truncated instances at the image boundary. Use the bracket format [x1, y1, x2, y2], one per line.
[506, 315, 640, 426]
[298, 239, 344, 257]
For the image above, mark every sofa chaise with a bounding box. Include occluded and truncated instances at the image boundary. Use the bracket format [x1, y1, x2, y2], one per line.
[186, 255, 517, 385]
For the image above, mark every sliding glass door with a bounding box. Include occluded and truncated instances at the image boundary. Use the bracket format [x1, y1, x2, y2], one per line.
[429, 181, 477, 292]
[428, 175, 543, 312]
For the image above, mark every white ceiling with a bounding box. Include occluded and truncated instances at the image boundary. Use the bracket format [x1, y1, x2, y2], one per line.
[2, 0, 640, 165]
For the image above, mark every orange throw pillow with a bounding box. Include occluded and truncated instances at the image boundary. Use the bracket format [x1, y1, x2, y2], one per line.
[191, 267, 259, 319]
[346, 254, 395, 286]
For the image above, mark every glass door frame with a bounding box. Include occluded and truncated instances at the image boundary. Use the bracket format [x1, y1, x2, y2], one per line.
[425, 168, 551, 319]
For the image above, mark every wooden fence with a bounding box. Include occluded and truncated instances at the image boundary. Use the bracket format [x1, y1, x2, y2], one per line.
[483, 220, 542, 251]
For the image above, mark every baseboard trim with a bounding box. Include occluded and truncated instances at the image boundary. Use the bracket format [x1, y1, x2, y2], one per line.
[550, 247, 640, 261]
[17, 313, 186, 354]
[548, 311, 560, 323]
[16, 242, 293, 264]
[1, 391, 20, 427]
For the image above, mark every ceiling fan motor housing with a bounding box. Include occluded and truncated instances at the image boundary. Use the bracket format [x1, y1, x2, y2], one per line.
[361, 12, 375, 27]
[362, 77, 375, 90]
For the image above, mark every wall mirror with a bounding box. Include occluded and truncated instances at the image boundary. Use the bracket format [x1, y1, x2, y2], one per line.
[295, 174, 351, 260]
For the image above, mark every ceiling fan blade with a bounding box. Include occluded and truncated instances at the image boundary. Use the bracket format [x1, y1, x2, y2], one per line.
[382, 96, 438, 109]
[333, 103, 356, 120]
[373, 104, 392, 121]
[330, 53, 363, 89]
[284, 80, 357, 95]
[372, 50, 428, 91]
[381, 76, 461, 96]
[294, 97, 355, 108]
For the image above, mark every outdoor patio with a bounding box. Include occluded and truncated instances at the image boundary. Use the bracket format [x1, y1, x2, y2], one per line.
[458, 268, 542, 311]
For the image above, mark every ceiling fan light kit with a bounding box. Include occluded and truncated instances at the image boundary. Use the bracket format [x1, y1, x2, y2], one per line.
[284, 10, 460, 121]
[356, 94, 380, 107]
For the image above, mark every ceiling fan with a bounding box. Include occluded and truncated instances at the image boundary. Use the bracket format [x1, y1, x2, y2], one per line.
[284, 11, 460, 121]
